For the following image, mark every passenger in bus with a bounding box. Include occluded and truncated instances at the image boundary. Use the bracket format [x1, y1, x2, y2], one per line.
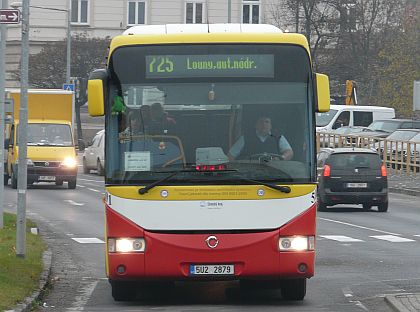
[148, 102, 176, 135]
[227, 116, 294, 161]
[121, 106, 151, 136]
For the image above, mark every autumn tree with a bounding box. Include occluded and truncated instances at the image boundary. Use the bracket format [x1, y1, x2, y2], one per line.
[372, 2, 420, 116]
[13, 34, 110, 88]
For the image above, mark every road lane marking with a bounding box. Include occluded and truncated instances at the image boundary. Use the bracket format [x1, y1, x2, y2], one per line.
[370, 235, 415, 242]
[319, 217, 400, 236]
[78, 178, 104, 183]
[71, 238, 105, 244]
[76, 184, 86, 188]
[319, 235, 364, 242]
[64, 200, 84, 206]
[67, 280, 98, 311]
[87, 188, 101, 193]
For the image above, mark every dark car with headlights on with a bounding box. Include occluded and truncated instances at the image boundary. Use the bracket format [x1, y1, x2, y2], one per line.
[317, 148, 388, 212]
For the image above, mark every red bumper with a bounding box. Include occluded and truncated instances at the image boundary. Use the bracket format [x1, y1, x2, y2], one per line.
[106, 204, 316, 282]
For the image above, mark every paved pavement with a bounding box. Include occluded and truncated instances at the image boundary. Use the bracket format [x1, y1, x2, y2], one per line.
[9, 170, 420, 312]
[384, 171, 420, 312]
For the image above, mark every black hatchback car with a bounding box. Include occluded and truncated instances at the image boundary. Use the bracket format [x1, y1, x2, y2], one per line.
[317, 148, 388, 212]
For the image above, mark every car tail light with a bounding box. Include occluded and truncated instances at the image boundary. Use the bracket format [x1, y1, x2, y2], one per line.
[381, 164, 387, 177]
[323, 165, 331, 177]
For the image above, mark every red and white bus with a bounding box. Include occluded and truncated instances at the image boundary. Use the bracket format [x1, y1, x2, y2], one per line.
[87, 23, 330, 301]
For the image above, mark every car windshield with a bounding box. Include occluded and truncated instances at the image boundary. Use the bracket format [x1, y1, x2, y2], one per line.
[386, 130, 418, 141]
[367, 121, 400, 133]
[329, 153, 382, 169]
[17, 123, 73, 146]
[316, 109, 338, 127]
[105, 44, 315, 185]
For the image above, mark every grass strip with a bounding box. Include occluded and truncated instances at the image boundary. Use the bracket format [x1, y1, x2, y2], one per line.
[0, 213, 46, 311]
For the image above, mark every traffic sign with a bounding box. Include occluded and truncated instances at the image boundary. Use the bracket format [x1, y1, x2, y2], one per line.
[63, 83, 75, 92]
[0, 9, 20, 24]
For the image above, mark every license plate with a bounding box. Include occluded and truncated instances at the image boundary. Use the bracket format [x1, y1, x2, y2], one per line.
[346, 182, 367, 188]
[39, 176, 56, 181]
[190, 264, 234, 275]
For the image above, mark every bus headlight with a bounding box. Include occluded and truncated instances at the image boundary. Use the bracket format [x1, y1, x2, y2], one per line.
[108, 238, 145, 253]
[279, 236, 315, 251]
[62, 157, 77, 168]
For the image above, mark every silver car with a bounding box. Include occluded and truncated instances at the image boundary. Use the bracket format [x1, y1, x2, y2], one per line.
[82, 130, 105, 175]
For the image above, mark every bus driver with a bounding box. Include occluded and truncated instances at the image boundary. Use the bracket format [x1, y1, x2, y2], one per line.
[227, 116, 294, 161]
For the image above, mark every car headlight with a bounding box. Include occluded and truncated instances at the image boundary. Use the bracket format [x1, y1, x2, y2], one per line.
[108, 238, 145, 253]
[279, 236, 315, 251]
[62, 157, 77, 168]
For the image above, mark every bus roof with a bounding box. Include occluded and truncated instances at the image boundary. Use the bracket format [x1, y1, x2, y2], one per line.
[109, 24, 310, 56]
[123, 24, 283, 35]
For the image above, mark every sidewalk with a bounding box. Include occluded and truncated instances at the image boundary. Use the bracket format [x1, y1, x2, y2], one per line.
[385, 171, 420, 312]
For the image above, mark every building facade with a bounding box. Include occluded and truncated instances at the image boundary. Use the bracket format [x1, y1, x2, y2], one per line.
[5, 0, 287, 87]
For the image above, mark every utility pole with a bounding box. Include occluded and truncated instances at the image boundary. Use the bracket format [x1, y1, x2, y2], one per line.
[16, 0, 29, 258]
[228, 0, 231, 23]
[0, 0, 7, 229]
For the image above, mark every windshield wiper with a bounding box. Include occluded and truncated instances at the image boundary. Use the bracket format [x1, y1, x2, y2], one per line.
[138, 171, 178, 195]
[233, 176, 291, 193]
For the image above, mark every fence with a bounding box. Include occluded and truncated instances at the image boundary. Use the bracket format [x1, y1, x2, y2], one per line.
[316, 132, 420, 175]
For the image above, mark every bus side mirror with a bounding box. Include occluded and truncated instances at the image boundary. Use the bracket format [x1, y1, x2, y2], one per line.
[315, 73, 330, 113]
[88, 69, 108, 117]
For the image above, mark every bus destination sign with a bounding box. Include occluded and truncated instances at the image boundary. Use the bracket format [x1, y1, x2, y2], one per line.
[145, 54, 274, 78]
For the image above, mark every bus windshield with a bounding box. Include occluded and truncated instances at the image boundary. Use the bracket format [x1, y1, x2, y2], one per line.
[105, 44, 315, 185]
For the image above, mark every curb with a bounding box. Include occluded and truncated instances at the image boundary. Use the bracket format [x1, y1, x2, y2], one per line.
[389, 187, 420, 197]
[385, 293, 420, 312]
[9, 249, 52, 312]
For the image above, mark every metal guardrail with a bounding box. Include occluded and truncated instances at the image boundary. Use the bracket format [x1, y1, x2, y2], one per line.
[316, 132, 420, 175]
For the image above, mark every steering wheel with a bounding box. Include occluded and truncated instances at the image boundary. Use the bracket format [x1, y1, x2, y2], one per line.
[248, 153, 284, 162]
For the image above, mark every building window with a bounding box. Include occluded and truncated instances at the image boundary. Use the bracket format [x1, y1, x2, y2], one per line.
[71, 0, 89, 24]
[128, 1, 146, 25]
[242, 0, 260, 24]
[185, 2, 205, 24]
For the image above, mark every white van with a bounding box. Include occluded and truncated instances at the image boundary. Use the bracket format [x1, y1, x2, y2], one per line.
[316, 105, 395, 132]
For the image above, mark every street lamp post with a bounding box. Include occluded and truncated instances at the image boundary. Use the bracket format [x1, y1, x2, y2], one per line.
[10, 1, 71, 257]
[10, 2, 71, 83]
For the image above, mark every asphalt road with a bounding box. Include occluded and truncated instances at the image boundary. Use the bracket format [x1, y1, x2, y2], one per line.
[4, 167, 420, 312]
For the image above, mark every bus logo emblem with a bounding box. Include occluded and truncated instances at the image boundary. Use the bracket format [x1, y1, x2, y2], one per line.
[257, 189, 265, 196]
[205, 235, 219, 248]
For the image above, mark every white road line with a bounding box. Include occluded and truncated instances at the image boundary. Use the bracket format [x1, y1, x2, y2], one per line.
[370, 235, 415, 243]
[87, 188, 101, 193]
[319, 235, 364, 242]
[414, 235, 420, 237]
[319, 217, 400, 236]
[78, 178, 104, 183]
[72, 238, 105, 244]
[66, 280, 98, 311]
[64, 200, 84, 206]
[76, 184, 86, 188]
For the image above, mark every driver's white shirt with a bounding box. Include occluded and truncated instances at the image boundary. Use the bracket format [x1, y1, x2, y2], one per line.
[228, 132, 292, 159]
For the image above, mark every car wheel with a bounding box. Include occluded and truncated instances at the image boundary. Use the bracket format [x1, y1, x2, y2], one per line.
[378, 202, 388, 212]
[11, 171, 17, 189]
[362, 203, 371, 211]
[281, 278, 306, 301]
[97, 159, 104, 176]
[82, 157, 89, 174]
[68, 179, 77, 189]
[317, 198, 327, 211]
